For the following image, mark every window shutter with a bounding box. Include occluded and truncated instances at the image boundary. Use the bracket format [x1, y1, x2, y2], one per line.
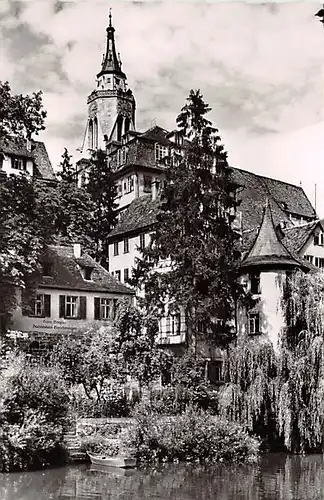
[59, 295, 66, 318]
[21, 290, 30, 316]
[94, 297, 100, 320]
[79, 296, 87, 319]
[44, 294, 51, 318]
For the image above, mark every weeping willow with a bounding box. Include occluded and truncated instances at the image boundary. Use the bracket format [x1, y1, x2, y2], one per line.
[219, 270, 324, 453]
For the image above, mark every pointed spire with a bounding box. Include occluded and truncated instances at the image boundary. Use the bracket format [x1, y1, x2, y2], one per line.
[242, 199, 303, 269]
[97, 9, 126, 78]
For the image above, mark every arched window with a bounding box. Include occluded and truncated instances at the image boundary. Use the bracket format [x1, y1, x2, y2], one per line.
[117, 115, 123, 142]
[93, 116, 98, 149]
[124, 117, 130, 134]
[88, 119, 93, 150]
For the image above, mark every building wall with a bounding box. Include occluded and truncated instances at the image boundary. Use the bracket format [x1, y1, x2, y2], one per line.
[11, 287, 131, 335]
[109, 233, 148, 281]
[238, 270, 286, 351]
[300, 228, 324, 268]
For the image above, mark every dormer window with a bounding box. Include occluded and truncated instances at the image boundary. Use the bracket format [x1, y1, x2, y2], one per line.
[42, 262, 52, 277]
[84, 266, 93, 281]
[12, 157, 27, 171]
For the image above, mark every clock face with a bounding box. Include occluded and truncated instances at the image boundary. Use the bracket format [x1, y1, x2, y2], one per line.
[117, 99, 133, 117]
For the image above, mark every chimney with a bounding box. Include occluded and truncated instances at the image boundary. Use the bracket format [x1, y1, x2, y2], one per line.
[73, 243, 81, 259]
[26, 138, 32, 152]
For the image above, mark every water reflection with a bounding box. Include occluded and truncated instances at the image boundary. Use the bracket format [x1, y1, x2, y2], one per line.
[1, 454, 324, 500]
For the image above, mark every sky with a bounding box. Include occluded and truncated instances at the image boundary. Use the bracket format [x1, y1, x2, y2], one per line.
[1, 0, 324, 214]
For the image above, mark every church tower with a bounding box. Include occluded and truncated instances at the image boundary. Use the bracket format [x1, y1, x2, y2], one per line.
[86, 10, 136, 152]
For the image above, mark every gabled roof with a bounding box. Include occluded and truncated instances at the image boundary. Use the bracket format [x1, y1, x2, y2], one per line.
[32, 141, 56, 180]
[40, 245, 134, 294]
[0, 138, 55, 180]
[108, 195, 160, 240]
[140, 126, 174, 146]
[232, 167, 316, 221]
[282, 220, 319, 254]
[241, 200, 306, 270]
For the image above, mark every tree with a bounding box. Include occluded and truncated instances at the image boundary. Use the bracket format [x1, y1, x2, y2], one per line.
[0, 81, 46, 142]
[0, 173, 61, 331]
[132, 90, 244, 348]
[219, 270, 324, 453]
[0, 82, 49, 332]
[55, 148, 93, 246]
[86, 149, 118, 268]
[112, 298, 168, 390]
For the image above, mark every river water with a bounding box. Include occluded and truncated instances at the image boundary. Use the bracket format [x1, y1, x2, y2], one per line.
[1, 453, 324, 500]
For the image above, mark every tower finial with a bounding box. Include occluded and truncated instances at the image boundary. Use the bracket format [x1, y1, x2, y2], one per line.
[109, 7, 112, 27]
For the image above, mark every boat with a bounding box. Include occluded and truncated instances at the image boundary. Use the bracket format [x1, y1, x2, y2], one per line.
[87, 452, 137, 468]
[90, 464, 137, 477]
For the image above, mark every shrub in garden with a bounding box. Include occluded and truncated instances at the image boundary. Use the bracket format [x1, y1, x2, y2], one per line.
[124, 405, 259, 464]
[0, 354, 70, 471]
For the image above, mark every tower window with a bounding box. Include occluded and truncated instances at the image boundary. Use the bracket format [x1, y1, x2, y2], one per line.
[250, 273, 261, 294]
[117, 116, 123, 142]
[93, 117, 98, 149]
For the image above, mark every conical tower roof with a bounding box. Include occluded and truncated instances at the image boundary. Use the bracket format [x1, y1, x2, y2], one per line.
[241, 199, 304, 270]
[97, 9, 126, 79]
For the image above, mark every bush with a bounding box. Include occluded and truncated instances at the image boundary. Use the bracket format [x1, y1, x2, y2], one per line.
[125, 405, 259, 464]
[69, 383, 140, 418]
[80, 435, 120, 456]
[146, 385, 218, 415]
[0, 355, 70, 472]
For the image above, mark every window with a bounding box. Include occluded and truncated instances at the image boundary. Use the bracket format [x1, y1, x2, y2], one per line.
[155, 144, 168, 162]
[0, 154, 3, 170]
[124, 238, 129, 253]
[117, 182, 122, 197]
[139, 233, 145, 250]
[248, 312, 261, 335]
[207, 360, 223, 384]
[250, 273, 260, 294]
[12, 157, 26, 170]
[144, 175, 152, 193]
[94, 297, 117, 320]
[165, 313, 181, 336]
[114, 241, 119, 256]
[84, 266, 93, 280]
[32, 294, 51, 318]
[115, 270, 121, 281]
[124, 268, 129, 282]
[314, 233, 324, 246]
[66, 296, 78, 318]
[59, 295, 87, 319]
[122, 147, 127, 164]
[116, 149, 121, 167]
[42, 262, 52, 276]
[126, 175, 134, 193]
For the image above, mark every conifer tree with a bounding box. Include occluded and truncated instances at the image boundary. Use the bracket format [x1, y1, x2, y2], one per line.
[86, 149, 118, 268]
[55, 148, 93, 246]
[132, 90, 244, 347]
